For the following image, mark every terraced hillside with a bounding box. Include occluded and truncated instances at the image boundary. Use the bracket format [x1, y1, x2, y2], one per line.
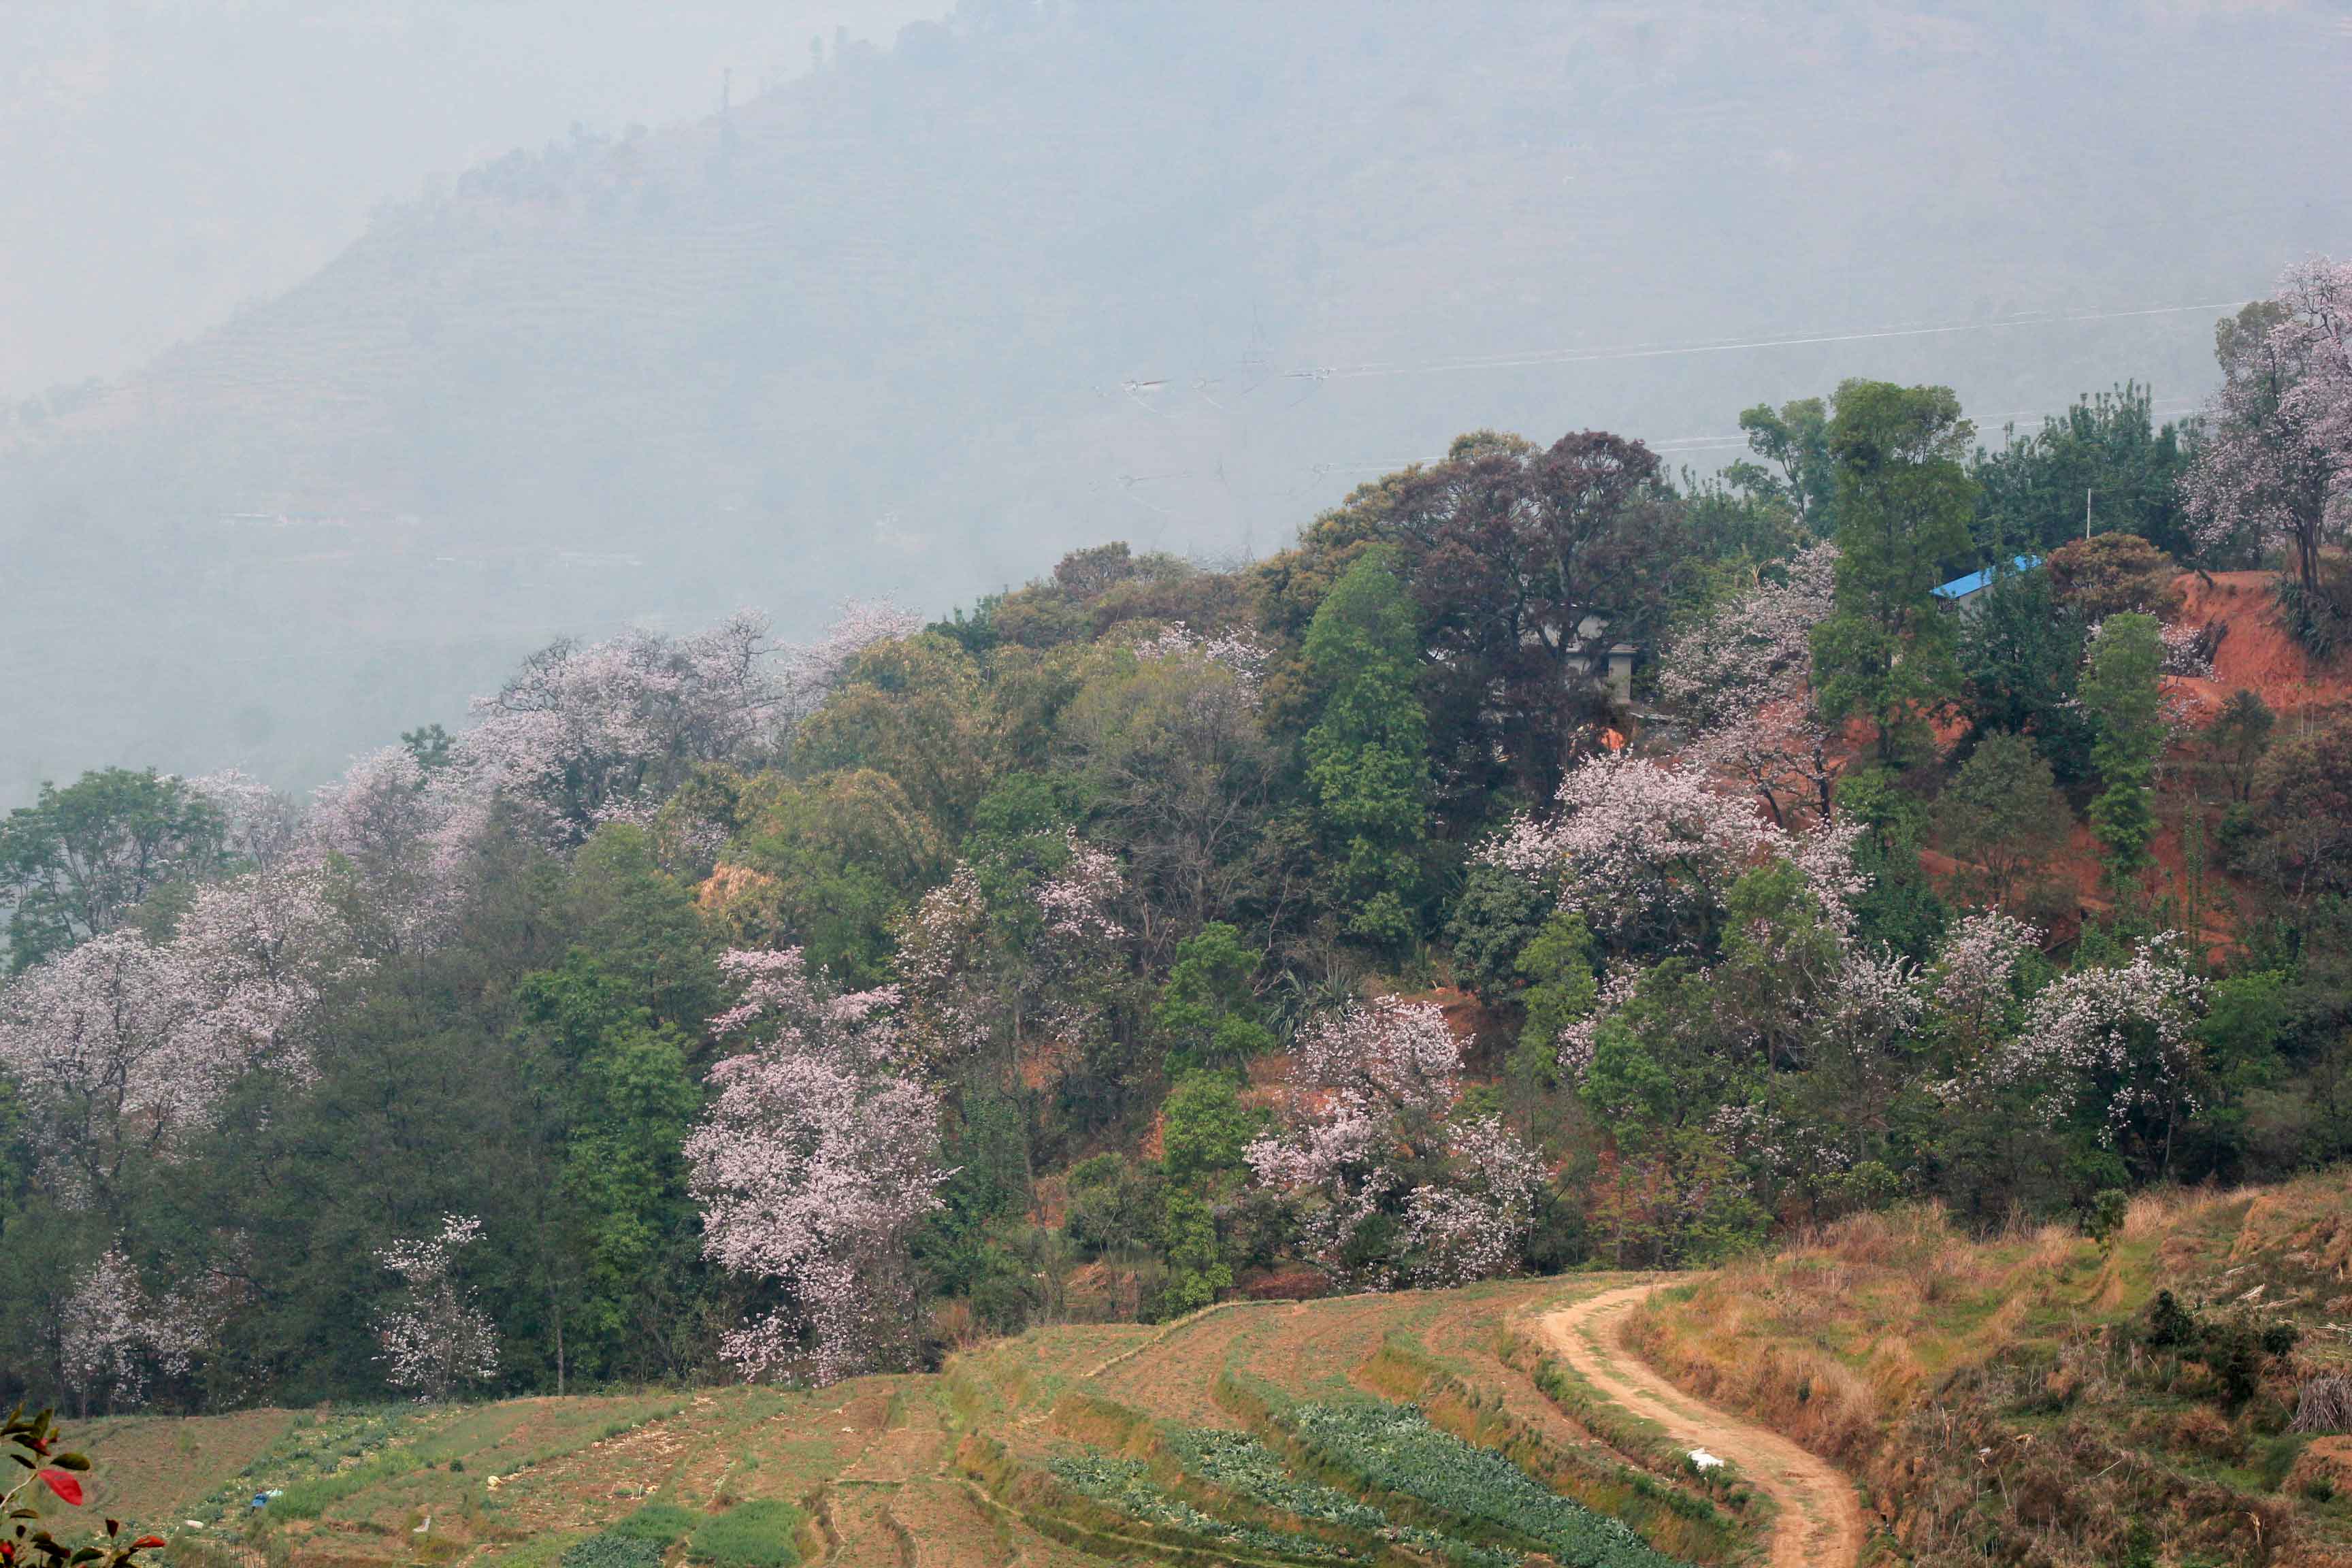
[1631, 1176, 2352, 1567]
[50, 1279, 1781, 1568]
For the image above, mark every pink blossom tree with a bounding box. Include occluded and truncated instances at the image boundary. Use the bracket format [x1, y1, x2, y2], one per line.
[894, 834, 1130, 1075]
[0, 854, 359, 1220]
[57, 1248, 150, 1411]
[1132, 621, 1270, 705]
[1488, 754, 1775, 950]
[453, 604, 917, 847]
[1246, 996, 1542, 1290]
[1966, 933, 2208, 1176]
[894, 866, 997, 1060]
[170, 864, 361, 1084]
[2185, 257, 2352, 597]
[1490, 749, 1874, 956]
[306, 745, 489, 952]
[187, 771, 306, 873]
[685, 949, 948, 1384]
[56, 1247, 223, 1413]
[1658, 543, 1841, 825]
[374, 1215, 500, 1400]
[0, 932, 206, 1211]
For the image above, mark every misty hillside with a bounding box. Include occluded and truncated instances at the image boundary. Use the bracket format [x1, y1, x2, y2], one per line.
[7, 0, 2350, 796]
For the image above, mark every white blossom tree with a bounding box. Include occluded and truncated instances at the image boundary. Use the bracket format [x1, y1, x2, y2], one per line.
[2185, 257, 2352, 598]
[685, 949, 948, 1384]
[374, 1215, 500, 1400]
[1247, 996, 1541, 1290]
[1927, 910, 2042, 1056]
[1488, 751, 1861, 952]
[1965, 933, 2208, 1175]
[1132, 621, 1270, 704]
[454, 604, 918, 847]
[1658, 543, 1841, 826]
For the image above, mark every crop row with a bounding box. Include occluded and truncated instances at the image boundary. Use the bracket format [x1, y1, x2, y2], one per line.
[1281, 1402, 1690, 1568]
[1169, 1428, 1518, 1568]
[1046, 1447, 1360, 1562]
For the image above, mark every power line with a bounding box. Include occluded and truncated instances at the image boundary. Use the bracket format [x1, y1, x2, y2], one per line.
[1307, 299, 2247, 384]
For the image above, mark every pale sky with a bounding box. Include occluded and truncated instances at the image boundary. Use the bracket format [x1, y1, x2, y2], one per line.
[0, 1, 949, 397]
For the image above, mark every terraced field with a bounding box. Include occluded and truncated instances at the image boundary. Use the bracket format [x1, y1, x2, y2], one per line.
[59, 1277, 1808, 1568]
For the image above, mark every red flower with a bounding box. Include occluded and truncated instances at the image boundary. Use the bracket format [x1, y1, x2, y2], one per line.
[35, 1469, 85, 1506]
[132, 1538, 167, 1550]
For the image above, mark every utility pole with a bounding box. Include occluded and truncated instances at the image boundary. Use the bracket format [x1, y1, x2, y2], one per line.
[2086, 487, 2094, 541]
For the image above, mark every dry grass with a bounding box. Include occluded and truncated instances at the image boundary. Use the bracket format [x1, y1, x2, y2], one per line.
[1629, 1175, 2352, 1567]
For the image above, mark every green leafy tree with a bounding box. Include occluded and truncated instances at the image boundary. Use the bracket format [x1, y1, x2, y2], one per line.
[794, 632, 997, 840]
[1958, 568, 2095, 784]
[1972, 385, 2192, 558]
[1833, 766, 1949, 961]
[560, 824, 723, 1035]
[1811, 380, 1978, 764]
[1940, 732, 2075, 909]
[1154, 923, 1273, 1074]
[712, 770, 945, 989]
[1445, 863, 1551, 1002]
[1303, 548, 1431, 946]
[2044, 532, 2182, 620]
[2251, 712, 2352, 900]
[2208, 688, 2276, 802]
[515, 954, 701, 1389]
[2081, 613, 2167, 885]
[1512, 913, 1596, 1092]
[1731, 395, 1835, 536]
[0, 769, 228, 971]
[1156, 1071, 1267, 1315]
[1578, 964, 1768, 1267]
[1058, 634, 1285, 956]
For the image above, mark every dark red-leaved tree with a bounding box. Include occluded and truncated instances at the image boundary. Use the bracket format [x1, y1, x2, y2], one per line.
[1289, 429, 1686, 814]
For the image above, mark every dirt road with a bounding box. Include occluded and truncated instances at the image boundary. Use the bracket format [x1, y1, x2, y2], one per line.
[1538, 1284, 1865, 1568]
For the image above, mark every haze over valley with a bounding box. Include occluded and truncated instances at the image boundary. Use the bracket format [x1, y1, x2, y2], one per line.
[10, 0, 2350, 796]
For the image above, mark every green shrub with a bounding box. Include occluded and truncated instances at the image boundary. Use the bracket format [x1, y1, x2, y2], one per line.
[687, 1501, 804, 1568]
[611, 1505, 698, 1546]
[559, 1535, 665, 1568]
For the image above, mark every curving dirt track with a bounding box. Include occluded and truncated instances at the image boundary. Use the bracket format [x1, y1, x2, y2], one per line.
[1539, 1284, 1865, 1568]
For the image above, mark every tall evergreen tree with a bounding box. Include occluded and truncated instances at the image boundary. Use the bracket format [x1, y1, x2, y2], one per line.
[1810, 380, 1978, 765]
[1303, 548, 1431, 947]
[2082, 612, 2168, 887]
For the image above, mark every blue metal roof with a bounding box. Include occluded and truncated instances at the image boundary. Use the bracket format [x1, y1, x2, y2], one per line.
[1933, 554, 2041, 601]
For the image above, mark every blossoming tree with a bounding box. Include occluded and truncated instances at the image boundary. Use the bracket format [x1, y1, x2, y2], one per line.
[684, 949, 948, 1384]
[1247, 996, 1542, 1290]
[1966, 933, 2209, 1178]
[374, 1215, 500, 1399]
[456, 604, 919, 846]
[1658, 542, 1841, 826]
[2185, 257, 2352, 600]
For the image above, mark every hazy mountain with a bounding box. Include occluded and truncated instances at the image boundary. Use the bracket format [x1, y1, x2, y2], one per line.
[0, 0, 948, 395]
[7, 0, 2349, 798]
